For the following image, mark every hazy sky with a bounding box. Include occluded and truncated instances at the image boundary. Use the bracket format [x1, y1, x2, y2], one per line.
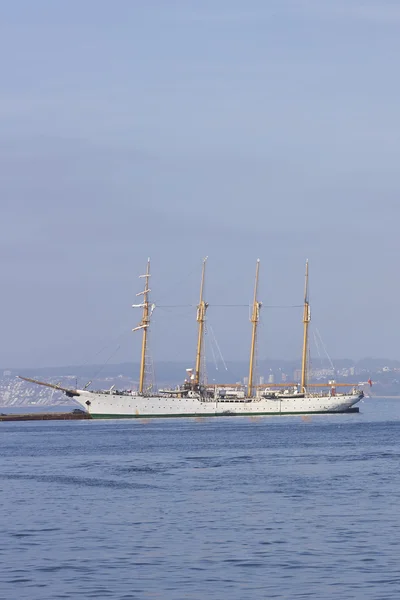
[1, 0, 400, 368]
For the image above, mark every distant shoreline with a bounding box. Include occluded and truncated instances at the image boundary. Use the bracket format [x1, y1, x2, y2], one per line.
[365, 396, 400, 400]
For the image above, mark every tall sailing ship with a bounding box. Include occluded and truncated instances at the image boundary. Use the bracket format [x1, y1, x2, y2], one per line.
[20, 259, 363, 417]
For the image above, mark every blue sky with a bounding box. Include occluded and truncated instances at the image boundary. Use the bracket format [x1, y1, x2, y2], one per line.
[1, 0, 399, 368]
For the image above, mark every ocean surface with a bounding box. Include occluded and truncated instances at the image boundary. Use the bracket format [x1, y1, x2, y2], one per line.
[1, 397, 400, 600]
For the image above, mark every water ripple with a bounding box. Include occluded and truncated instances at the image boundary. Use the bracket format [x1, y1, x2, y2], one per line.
[1, 400, 400, 599]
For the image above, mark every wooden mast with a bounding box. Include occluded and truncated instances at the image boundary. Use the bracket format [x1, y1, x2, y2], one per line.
[247, 259, 261, 398]
[300, 260, 311, 393]
[194, 257, 208, 386]
[132, 258, 152, 395]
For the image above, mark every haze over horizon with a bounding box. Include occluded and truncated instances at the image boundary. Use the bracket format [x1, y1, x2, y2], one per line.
[1, 0, 399, 368]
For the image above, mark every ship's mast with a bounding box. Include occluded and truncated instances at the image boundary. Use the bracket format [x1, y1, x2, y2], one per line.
[247, 259, 261, 398]
[194, 257, 208, 386]
[132, 258, 152, 395]
[300, 260, 311, 393]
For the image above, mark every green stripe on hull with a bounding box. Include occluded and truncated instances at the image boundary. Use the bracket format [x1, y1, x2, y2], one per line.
[89, 408, 359, 419]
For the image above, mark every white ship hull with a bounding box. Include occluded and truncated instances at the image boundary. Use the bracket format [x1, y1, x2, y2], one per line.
[74, 390, 363, 418]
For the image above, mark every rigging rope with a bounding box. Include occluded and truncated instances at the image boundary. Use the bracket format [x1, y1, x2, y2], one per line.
[313, 330, 322, 363]
[75, 327, 132, 387]
[83, 344, 122, 389]
[315, 327, 335, 372]
[157, 304, 303, 308]
[208, 324, 228, 372]
[205, 325, 219, 372]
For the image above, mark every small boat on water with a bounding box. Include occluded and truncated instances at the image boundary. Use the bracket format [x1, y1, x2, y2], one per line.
[20, 259, 363, 418]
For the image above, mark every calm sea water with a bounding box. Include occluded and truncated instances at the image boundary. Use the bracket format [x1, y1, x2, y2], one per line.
[1, 398, 400, 600]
